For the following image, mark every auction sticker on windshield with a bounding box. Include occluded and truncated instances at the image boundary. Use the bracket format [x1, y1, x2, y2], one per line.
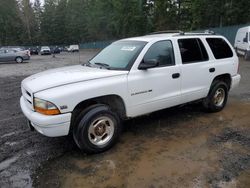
[121, 46, 137, 51]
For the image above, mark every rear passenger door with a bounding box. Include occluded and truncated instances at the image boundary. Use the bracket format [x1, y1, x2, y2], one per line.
[178, 38, 215, 103]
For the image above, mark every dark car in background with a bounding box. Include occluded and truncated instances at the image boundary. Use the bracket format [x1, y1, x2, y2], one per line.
[30, 47, 39, 55]
[0, 48, 30, 63]
[51, 46, 61, 54]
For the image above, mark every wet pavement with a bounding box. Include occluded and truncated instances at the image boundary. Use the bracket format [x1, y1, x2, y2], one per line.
[33, 100, 250, 188]
[0, 55, 250, 188]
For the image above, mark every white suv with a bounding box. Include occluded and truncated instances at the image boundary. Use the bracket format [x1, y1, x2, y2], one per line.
[20, 32, 241, 153]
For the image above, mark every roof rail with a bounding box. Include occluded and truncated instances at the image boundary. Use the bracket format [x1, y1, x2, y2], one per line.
[147, 30, 216, 37]
[148, 30, 185, 35]
[177, 30, 216, 36]
[204, 30, 216, 34]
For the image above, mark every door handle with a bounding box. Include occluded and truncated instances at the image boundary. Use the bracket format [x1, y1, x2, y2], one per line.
[209, 68, 215, 73]
[172, 73, 180, 79]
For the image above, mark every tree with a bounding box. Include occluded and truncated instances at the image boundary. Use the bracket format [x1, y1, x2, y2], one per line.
[1, 0, 250, 46]
[40, 0, 57, 44]
[20, 0, 37, 45]
[33, 0, 42, 44]
[65, 0, 88, 43]
[53, 0, 67, 44]
[0, 0, 24, 46]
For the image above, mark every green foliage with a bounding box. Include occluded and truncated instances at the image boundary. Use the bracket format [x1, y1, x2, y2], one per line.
[0, 0, 24, 46]
[0, 0, 250, 46]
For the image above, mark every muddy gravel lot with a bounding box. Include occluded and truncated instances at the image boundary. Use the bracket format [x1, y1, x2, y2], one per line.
[0, 52, 250, 188]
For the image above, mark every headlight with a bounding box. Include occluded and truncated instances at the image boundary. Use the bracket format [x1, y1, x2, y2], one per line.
[34, 98, 60, 115]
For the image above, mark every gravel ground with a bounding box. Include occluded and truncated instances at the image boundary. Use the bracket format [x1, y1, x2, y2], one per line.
[0, 53, 250, 188]
[0, 50, 98, 77]
[0, 50, 98, 187]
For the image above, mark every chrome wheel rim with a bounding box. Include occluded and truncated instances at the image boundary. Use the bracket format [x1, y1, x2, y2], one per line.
[88, 116, 115, 146]
[213, 88, 225, 107]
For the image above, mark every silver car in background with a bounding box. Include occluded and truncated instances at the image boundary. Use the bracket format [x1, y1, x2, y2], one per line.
[0, 48, 30, 63]
[40, 46, 51, 55]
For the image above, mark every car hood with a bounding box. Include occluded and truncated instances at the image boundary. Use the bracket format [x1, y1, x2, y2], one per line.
[22, 65, 128, 93]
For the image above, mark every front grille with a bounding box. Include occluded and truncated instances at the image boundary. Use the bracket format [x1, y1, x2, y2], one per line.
[22, 86, 34, 111]
[26, 90, 31, 97]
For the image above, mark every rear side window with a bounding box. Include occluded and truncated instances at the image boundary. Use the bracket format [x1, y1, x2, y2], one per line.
[178, 38, 208, 64]
[206, 38, 233, 59]
[144, 40, 175, 66]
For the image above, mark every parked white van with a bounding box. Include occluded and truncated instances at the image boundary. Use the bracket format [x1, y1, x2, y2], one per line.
[234, 26, 250, 60]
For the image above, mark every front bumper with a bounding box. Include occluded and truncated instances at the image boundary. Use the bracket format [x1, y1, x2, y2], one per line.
[41, 51, 51, 55]
[231, 74, 241, 90]
[20, 96, 71, 137]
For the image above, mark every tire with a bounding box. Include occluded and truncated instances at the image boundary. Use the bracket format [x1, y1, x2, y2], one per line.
[235, 48, 238, 55]
[15, 56, 23, 63]
[235, 48, 239, 56]
[202, 81, 228, 112]
[73, 104, 121, 154]
[244, 52, 250, 61]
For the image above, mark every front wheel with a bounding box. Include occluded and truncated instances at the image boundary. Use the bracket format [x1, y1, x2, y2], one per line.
[73, 105, 121, 154]
[202, 81, 228, 112]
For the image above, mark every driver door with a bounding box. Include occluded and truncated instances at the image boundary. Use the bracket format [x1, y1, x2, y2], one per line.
[127, 40, 181, 117]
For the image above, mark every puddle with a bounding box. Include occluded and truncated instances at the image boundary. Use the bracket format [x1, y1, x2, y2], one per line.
[32, 101, 250, 187]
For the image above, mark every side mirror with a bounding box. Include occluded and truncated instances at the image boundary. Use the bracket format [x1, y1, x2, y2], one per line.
[243, 37, 247, 43]
[138, 59, 159, 70]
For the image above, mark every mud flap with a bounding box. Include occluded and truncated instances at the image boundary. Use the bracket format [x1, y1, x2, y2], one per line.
[27, 120, 34, 131]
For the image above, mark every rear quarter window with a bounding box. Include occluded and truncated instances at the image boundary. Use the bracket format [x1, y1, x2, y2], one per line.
[206, 38, 233, 59]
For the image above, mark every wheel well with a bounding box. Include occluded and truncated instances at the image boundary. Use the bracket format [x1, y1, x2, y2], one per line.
[212, 74, 231, 90]
[15, 56, 23, 60]
[72, 95, 127, 120]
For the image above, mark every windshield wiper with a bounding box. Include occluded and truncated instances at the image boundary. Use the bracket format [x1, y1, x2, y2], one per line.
[82, 61, 92, 67]
[94, 62, 110, 69]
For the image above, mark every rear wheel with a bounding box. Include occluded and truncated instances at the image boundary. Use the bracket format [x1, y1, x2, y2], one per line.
[235, 48, 239, 56]
[73, 104, 121, 154]
[244, 52, 250, 60]
[15, 57, 23, 63]
[202, 81, 228, 112]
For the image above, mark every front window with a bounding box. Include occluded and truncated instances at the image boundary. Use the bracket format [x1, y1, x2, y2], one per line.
[89, 41, 147, 70]
[143, 40, 175, 67]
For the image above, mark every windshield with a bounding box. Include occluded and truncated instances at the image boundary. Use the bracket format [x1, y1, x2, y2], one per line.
[89, 41, 147, 70]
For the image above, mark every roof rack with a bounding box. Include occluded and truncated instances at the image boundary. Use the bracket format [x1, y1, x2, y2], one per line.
[204, 30, 216, 34]
[148, 30, 216, 36]
[148, 30, 185, 35]
[176, 30, 216, 36]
